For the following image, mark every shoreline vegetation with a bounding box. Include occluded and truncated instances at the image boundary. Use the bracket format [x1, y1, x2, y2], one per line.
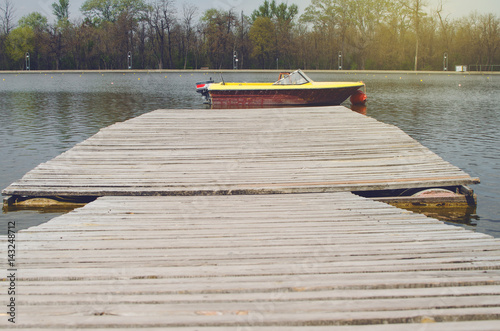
[0, 0, 498, 72]
[1, 69, 499, 75]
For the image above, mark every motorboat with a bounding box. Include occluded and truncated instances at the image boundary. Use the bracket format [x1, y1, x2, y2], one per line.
[196, 69, 366, 108]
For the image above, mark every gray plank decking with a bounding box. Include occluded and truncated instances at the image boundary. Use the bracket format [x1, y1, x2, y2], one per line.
[2, 192, 500, 329]
[2, 106, 496, 329]
[2, 106, 478, 198]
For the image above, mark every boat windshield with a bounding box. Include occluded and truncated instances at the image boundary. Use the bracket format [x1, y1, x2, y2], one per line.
[273, 69, 311, 85]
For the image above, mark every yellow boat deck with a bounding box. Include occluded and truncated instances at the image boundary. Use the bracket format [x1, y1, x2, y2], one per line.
[210, 81, 365, 90]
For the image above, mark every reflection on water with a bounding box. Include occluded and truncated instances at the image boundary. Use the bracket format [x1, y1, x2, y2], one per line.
[402, 205, 479, 228]
[3, 202, 85, 214]
[350, 104, 367, 115]
[1, 71, 499, 237]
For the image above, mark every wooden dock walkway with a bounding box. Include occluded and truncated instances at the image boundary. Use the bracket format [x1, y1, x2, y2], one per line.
[2, 106, 497, 329]
[3, 106, 478, 199]
[2, 192, 500, 329]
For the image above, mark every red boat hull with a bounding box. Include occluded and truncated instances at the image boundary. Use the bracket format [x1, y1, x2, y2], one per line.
[209, 86, 362, 108]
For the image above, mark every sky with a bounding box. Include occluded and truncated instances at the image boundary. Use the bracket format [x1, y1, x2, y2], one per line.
[11, 0, 500, 24]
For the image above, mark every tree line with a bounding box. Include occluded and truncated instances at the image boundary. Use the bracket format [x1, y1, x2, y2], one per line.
[0, 0, 498, 71]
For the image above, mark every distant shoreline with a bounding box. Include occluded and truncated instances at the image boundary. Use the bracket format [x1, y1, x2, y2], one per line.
[1, 69, 499, 75]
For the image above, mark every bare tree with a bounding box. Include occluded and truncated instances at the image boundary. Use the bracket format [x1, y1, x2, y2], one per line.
[182, 3, 197, 69]
[0, 0, 16, 35]
[479, 13, 500, 67]
[436, 0, 451, 51]
[407, 0, 428, 70]
[148, 0, 177, 69]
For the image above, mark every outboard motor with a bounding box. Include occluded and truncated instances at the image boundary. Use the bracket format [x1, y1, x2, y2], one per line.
[195, 79, 214, 103]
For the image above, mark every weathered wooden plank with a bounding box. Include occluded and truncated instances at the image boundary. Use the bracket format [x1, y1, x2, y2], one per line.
[5, 179, 477, 197]
[4, 307, 500, 327]
[15, 246, 500, 265]
[16, 285, 500, 303]
[6, 321, 500, 331]
[13, 262, 500, 281]
[13, 297, 500, 316]
[11, 273, 500, 297]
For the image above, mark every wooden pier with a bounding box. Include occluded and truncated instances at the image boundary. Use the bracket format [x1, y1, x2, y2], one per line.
[2, 106, 478, 199]
[2, 106, 499, 329]
[2, 193, 500, 328]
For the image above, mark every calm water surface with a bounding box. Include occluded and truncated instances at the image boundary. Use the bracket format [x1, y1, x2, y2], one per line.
[1, 71, 499, 237]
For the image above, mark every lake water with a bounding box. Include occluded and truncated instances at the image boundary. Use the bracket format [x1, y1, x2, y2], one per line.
[1, 71, 499, 237]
